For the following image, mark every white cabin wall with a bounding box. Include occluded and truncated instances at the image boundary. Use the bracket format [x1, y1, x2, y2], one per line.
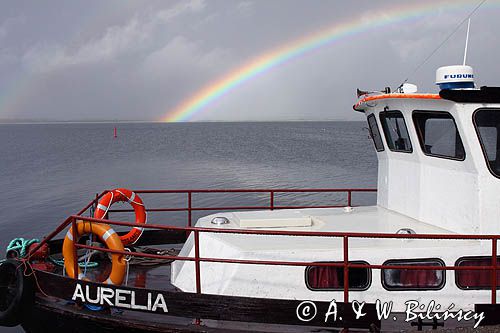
[416, 105, 479, 233]
[369, 102, 424, 226]
[456, 103, 500, 235]
[376, 151, 389, 208]
[385, 156, 421, 219]
[417, 159, 479, 234]
[368, 100, 487, 234]
[477, 174, 500, 234]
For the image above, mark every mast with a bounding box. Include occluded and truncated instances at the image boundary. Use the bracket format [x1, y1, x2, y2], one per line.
[463, 18, 471, 66]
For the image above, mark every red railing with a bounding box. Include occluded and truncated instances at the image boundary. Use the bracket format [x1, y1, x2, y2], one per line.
[107, 188, 376, 226]
[27, 188, 500, 307]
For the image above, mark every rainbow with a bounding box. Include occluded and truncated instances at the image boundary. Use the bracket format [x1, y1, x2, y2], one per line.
[161, 0, 490, 122]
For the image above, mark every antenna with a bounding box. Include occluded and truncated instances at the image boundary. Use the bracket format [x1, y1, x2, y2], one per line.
[463, 18, 471, 65]
[396, 0, 487, 90]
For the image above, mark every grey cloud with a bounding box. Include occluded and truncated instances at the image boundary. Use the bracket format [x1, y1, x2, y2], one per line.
[0, 51, 16, 67]
[235, 1, 255, 16]
[21, 0, 207, 73]
[22, 17, 150, 72]
[141, 36, 231, 77]
[1, 0, 500, 122]
[156, 0, 207, 21]
[0, 15, 25, 40]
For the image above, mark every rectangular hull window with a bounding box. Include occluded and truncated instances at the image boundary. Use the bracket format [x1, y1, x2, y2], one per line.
[380, 111, 412, 153]
[473, 109, 500, 177]
[412, 111, 465, 160]
[382, 259, 445, 290]
[456, 257, 500, 290]
[306, 262, 371, 291]
[367, 114, 385, 152]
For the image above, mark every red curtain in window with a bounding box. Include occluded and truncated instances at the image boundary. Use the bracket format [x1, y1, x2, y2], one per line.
[308, 267, 341, 289]
[399, 268, 438, 287]
[457, 259, 500, 288]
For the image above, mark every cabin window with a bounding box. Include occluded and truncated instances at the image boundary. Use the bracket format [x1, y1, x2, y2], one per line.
[382, 259, 445, 290]
[306, 261, 371, 291]
[474, 109, 500, 177]
[367, 114, 384, 152]
[455, 257, 500, 290]
[380, 111, 413, 153]
[412, 111, 465, 160]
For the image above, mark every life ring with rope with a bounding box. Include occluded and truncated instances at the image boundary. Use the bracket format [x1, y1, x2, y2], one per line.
[62, 221, 126, 285]
[94, 188, 147, 245]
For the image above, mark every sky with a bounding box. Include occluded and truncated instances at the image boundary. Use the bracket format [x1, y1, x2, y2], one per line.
[0, 0, 499, 122]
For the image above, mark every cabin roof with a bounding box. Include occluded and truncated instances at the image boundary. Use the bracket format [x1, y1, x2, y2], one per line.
[354, 87, 500, 112]
[439, 86, 500, 103]
[354, 93, 441, 112]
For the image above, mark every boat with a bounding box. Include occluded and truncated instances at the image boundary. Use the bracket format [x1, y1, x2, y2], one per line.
[2, 64, 500, 332]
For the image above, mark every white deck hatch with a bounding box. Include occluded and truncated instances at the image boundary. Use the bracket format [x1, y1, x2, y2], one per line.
[233, 210, 312, 228]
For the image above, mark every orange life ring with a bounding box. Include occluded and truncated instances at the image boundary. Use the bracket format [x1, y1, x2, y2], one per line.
[94, 188, 147, 245]
[62, 221, 126, 285]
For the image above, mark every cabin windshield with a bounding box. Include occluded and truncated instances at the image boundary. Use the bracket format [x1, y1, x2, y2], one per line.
[380, 111, 412, 153]
[474, 109, 500, 177]
[367, 114, 384, 152]
[413, 111, 465, 160]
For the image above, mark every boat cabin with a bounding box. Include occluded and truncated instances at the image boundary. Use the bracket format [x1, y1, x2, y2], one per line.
[355, 67, 500, 235]
[170, 66, 500, 314]
[359, 98, 488, 234]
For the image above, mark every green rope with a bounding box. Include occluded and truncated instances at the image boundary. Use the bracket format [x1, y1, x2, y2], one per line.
[6, 237, 98, 269]
[6, 237, 39, 258]
[48, 256, 99, 268]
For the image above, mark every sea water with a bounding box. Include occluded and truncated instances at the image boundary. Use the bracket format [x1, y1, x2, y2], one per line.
[0, 121, 377, 332]
[0, 121, 377, 246]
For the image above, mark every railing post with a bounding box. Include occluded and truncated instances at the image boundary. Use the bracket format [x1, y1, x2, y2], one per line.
[347, 190, 352, 207]
[188, 192, 192, 227]
[492, 238, 497, 304]
[270, 191, 274, 211]
[193, 228, 202, 325]
[343, 236, 349, 303]
[71, 217, 79, 280]
[194, 229, 201, 294]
